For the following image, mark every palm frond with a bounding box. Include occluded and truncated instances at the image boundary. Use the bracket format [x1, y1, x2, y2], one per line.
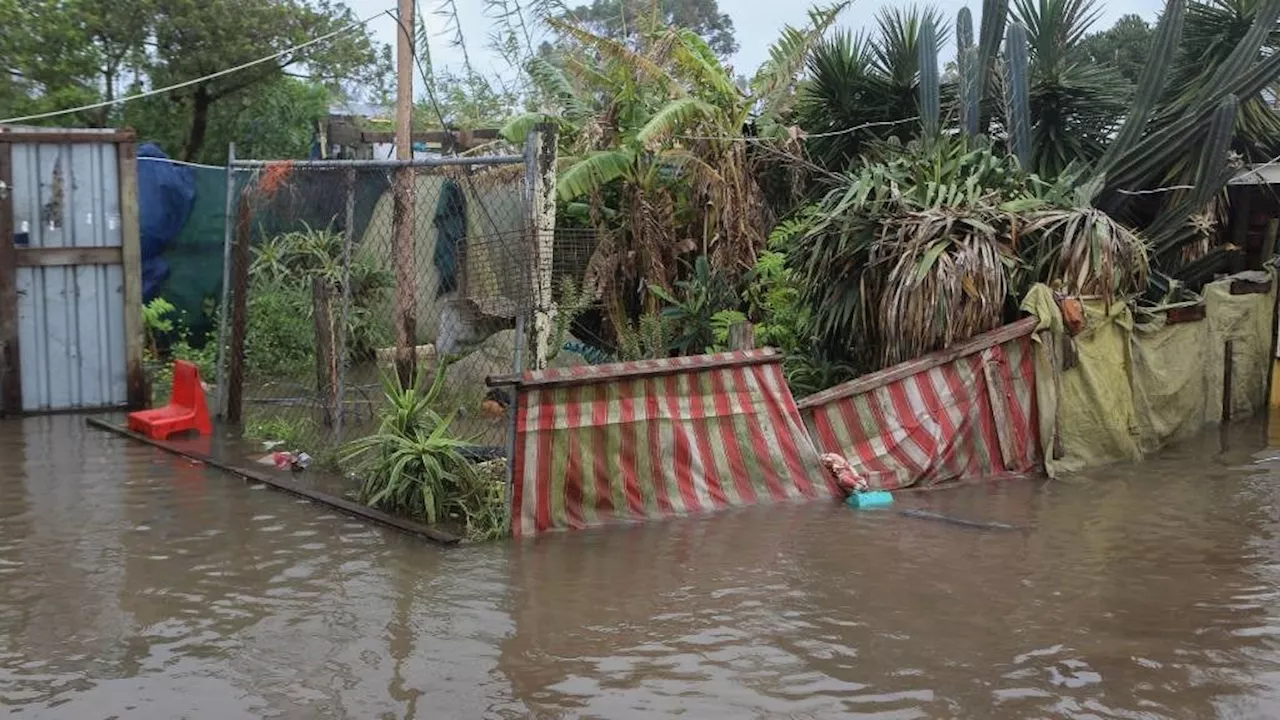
[557, 148, 637, 200]
[636, 97, 717, 148]
[750, 2, 850, 113]
[526, 54, 592, 121]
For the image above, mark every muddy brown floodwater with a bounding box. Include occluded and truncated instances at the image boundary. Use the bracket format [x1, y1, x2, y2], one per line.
[7, 415, 1280, 719]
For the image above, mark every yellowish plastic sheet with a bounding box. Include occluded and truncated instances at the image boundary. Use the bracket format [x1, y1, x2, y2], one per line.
[1022, 269, 1277, 477]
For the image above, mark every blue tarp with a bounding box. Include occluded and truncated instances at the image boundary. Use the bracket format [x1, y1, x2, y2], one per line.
[137, 144, 196, 301]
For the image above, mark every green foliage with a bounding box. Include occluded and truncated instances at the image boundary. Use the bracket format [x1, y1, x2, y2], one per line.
[616, 313, 677, 361]
[341, 366, 505, 540]
[0, 0, 390, 162]
[1077, 13, 1153, 85]
[141, 298, 218, 405]
[244, 412, 318, 449]
[784, 136, 1149, 369]
[557, 0, 741, 57]
[547, 277, 594, 363]
[649, 255, 740, 355]
[417, 70, 520, 129]
[246, 224, 394, 379]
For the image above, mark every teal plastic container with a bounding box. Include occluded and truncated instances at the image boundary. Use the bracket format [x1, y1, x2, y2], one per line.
[845, 490, 894, 509]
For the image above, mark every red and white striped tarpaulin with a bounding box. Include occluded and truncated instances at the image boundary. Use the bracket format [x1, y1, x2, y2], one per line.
[501, 350, 838, 537]
[797, 318, 1041, 490]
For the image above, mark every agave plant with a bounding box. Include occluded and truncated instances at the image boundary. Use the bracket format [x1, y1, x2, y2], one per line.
[1010, 0, 1129, 177]
[342, 366, 502, 539]
[795, 6, 949, 170]
[785, 136, 1033, 369]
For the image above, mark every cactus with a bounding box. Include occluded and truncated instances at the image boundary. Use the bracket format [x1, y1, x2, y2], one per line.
[1005, 22, 1031, 168]
[1146, 94, 1241, 260]
[956, 6, 974, 51]
[918, 19, 940, 137]
[976, 0, 1009, 129]
[1093, 0, 1185, 182]
[956, 8, 979, 136]
[1097, 0, 1280, 208]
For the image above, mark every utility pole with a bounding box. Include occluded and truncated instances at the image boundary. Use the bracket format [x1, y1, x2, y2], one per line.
[393, 0, 417, 385]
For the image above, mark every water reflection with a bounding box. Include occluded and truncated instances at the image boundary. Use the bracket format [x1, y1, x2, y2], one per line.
[4, 416, 1280, 717]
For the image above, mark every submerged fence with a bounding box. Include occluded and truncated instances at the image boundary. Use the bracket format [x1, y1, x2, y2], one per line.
[210, 130, 596, 461]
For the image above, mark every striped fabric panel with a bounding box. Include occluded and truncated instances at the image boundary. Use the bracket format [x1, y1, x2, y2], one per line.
[803, 333, 1040, 490]
[510, 356, 837, 536]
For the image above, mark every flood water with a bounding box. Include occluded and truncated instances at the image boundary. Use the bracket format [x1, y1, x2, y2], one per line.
[6, 416, 1280, 718]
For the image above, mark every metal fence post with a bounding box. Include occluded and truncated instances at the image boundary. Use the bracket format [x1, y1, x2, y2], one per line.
[525, 124, 558, 370]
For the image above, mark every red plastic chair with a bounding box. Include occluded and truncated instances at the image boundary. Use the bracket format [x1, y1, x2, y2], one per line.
[128, 360, 213, 440]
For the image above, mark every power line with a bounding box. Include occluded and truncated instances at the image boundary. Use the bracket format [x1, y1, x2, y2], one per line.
[0, 8, 393, 125]
[677, 116, 922, 144]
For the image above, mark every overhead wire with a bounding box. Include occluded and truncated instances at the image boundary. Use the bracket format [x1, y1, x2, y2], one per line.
[0, 8, 395, 125]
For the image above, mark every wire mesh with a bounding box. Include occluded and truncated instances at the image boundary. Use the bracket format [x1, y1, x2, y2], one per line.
[220, 157, 559, 463]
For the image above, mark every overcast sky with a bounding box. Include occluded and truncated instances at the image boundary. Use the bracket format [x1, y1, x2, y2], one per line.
[349, 0, 1169, 92]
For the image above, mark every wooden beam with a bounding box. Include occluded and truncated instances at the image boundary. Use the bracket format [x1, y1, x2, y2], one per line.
[0, 142, 19, 414]
[84, 417, 461, 545]
[14, 246, 122, 267]
[797, 316, 1041, 410]
[117, 140, 145, 410]
[0, 130, 137, 143]
[488, 349, 783, 390]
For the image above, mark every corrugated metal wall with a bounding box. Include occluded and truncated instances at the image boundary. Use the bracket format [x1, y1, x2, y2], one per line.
[10, 136, 127, 411]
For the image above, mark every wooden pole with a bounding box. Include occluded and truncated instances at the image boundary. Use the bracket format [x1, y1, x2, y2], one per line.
[393, 0, 416, 385]
[225, 188, 253, 425]
[0, 140, 19, 415]
[1223, 339, 1235, 424]
[525, 124, 558, 370]
[728, 322, 756, 351]
[214, 143, 237, 418]
[313, 277, 338, 428]
[1263, 220, 1280, 415]
[117, 137, 146, 409]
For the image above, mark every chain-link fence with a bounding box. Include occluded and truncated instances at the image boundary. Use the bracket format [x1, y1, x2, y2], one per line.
[211, 152, 604, 466]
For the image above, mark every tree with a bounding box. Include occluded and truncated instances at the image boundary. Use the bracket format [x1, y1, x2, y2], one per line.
[416, 71, 519, 129]
[124, 76, 331, 162]
[503, 3, 843, 329]
[559, 0, 739, 57]
[1077, 13, 1153, 85]
[0, 0, 390, 161]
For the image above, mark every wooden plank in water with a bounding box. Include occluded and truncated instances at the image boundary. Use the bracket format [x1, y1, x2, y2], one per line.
[84, 417, 461, 546]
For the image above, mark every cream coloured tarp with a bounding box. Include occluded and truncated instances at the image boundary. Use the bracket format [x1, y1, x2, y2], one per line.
[355, 173, 527, 347]
[1022, 268, 1277, 477]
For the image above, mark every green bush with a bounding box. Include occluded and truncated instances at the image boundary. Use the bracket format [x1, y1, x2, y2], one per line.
[246, 224, 394, 381]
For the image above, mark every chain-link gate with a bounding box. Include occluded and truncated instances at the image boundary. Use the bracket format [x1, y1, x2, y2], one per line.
[211, 145, 583, 469]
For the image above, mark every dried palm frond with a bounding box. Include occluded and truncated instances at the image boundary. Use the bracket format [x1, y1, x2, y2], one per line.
[872, 207, 1011, 366]
[1023, 207, 1149, 301]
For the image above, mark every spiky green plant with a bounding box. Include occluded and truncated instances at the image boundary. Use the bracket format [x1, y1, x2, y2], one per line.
[341, 366, 504, 540]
